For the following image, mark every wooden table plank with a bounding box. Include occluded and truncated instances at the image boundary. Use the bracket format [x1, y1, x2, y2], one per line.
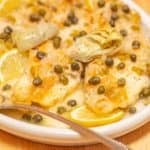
[0, 0, 149, 149]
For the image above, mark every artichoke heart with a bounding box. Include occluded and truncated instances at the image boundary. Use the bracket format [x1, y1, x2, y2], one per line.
[69, 28, 122, 62]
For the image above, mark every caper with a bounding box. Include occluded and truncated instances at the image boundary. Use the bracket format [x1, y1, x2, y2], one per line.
[130, 54, 137, 62]
[36, 51, 47, 60]
[32, 114, 43, 123]
[132, 40, 140, 49]
[54, 65, 63, 74]
[71, 62, 80, 71]
[105, 57, 114, 67]
[79, 30, 87, 37]
[88, 76, 101, 85]
[64, 19, 72, 27]
[128, 106, 137, 114]
[4, 26, 13, 35]
[75, 3, 83, 8]
[73, 31, 87, 40]
[117, 62, 125, 70]
[111, 13, 119, 21]
[57, 106, 66, 114]
[38, 9, 46, 17]
[53, 36, 61, 49]
[22, 113, 31, 121]
[139, 87, 150, 98]
[67, 10, 78, 25]
[120, 29, 128, 37]
[97, 85, 105, 94]
[67, 99, 77, 107]
[2, 84, 11, 91]
[117, 78, 126, 87]
[60, 75, 69, 85]
[29, 13, 41, 22]
[109, 19, 115, 27]
[110, 3, 118, 12]
[0, 32, 10, 41]
[122, 4, 130, 13]
[32, 77, 43, 86]
[0, 26, 13, 41]
[97, 0, 105, 8]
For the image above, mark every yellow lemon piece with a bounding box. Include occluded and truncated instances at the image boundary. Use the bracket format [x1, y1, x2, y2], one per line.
[85, 0, 94, 10]
[0, 49, 27, 82]
[70, 106, 125, 127]
[0, 0, 21, 16]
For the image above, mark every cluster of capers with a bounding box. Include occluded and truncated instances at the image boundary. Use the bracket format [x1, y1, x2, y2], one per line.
[57, 99, 77, 114]
[22, 113, 43, 123]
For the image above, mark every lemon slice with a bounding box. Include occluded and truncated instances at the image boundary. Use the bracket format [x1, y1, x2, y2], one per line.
[0, 49, 27, 82]
[0, 0, 21, 16]
[70, 106, 125, 127]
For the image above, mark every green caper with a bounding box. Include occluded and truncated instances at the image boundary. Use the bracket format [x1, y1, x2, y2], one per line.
[109, 19, 115, 27]
[29, 13, 41, 22]
[75, 3, 83, 8]
[36, 51, 47, 60]
[130, 54, 137, 62]
[64, 19, 72, 27]
[132, 40, 140, 49]
[88, 76, 101, 85]
[32, 114, 43, 123]
[128, 106, 137, 114]
[67, 99, 77, 107]
[105, 57, 114, 67]
[117, 78, 126, 87]
[38, 9, 46, 17]
[111, 13, 119, 21]
[139, 87, 150, 98]
[0, 32, 10, 41]
[97, 0, 105, 8]
[4, 26, 13, 35]
[67, 10, 78, 25]
[120, 29, 128, 37]
[60, 75, 69, 85]
[54, 65, 63, 74]
[71, 62, 80, 71]
[22, 113, 31, 121]
[110, 3, 118, 12]
[53, 36, 61, 49]
[117, 62, 125, 70]
[73, 31, 87, 40]
[0, 26, 13, 41]
[57, 106, 66, 114]
[122, 4, 130, 13]
[97, 85, 105, 94]
[32, 77, 43, 86]
[2, 84, 11, 91]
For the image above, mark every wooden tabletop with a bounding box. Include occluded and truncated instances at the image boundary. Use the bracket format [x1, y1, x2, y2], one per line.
[0, 0, 150, 150]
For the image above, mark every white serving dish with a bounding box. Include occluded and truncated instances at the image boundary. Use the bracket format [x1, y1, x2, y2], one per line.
[0, 0, 150, 146]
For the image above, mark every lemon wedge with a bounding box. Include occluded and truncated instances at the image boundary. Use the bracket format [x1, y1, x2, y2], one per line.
[0, 49, 27, 82]
[70, 106, 125, 127]
[0, 0, 21, 16]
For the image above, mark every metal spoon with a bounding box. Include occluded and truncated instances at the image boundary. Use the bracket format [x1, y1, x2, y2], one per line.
[0, 104, 129, 150]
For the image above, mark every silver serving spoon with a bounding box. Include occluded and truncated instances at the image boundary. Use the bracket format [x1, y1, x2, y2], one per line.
[0, 104, 129, 150]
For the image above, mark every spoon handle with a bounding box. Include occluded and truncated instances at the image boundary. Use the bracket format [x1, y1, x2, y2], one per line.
[0, 104, 128, 150]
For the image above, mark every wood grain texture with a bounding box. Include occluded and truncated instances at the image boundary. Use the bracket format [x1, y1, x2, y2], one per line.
[0, 0, 149, 149]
